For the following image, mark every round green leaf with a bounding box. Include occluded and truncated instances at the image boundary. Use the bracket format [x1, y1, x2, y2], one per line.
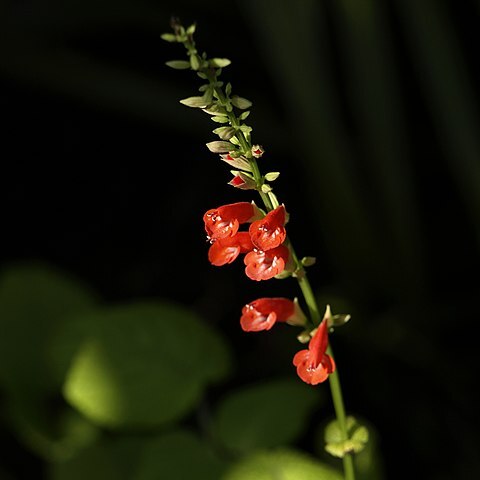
[215, 378, 321, 454]
[133, 430, 226, 480]
[0, 263, 97, 397]
[59, 302, 231, 429]
[223, 448, 342, 480]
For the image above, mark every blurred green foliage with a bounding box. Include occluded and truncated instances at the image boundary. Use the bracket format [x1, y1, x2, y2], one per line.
[1, 0, 480, 478]
[0, 264, 353, 479]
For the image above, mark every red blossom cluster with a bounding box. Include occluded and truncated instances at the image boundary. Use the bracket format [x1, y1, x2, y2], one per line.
[203, 200, 335, 385]
[203, 202, 289, 281]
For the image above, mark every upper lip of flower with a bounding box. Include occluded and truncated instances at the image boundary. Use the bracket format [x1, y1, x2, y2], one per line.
[249, 205, 287, 251]
[203, 202, 255, 241]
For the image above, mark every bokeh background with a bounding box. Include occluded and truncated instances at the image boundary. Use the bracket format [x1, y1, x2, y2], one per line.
[1, 0, 480, 478]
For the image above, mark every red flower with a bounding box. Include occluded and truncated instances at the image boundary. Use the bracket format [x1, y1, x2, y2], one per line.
[240, 297, 305, 332]
[249, 205, 287, 251]
[203, 202, 257, 241]
[293, 320, 335, 385]
[244, 245, 290, 281]
[208, 232, 253, 266]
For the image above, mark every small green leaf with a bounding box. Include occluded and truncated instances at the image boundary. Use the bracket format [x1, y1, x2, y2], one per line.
[231, 95, 252, 109]
[215, 379, 321, 454]
[186, 23, 196, 35]
[179, 96, 209, 108]
[238, 125, 252, 135]
[190, 55, 201, 70]
[324, 416, 369, 458]
[160, 33, 177, 42]
[165, 60, 190, 70]
[239, 111, 251, 121]
[211, 116, 230, 123]
[264, 172, 280, 182]
[301, 257, 317, 267]
[223, 449, 342, 480]
[213, 126, 236, 140]
[202, 104, 226, 115]
[226, 83, 232, 96]
[261, 184, 272, 193]
[210, 58, 231, 68]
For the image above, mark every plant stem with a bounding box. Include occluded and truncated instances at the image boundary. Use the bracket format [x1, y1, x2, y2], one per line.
[179, 32, 354, 479]
[296, 272, 354, 479]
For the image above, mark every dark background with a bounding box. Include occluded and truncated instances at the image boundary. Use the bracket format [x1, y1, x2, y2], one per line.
[1, 0, 480, 478]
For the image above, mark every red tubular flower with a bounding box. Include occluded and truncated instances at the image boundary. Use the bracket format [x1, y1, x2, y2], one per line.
[249, 205, 287, 251]
[204, 202, 257, 241]
[240, 297, 305, 332]
[244, 245, 290, 281]
[208, 232, 253, 266]
[293, 320, 336, 385]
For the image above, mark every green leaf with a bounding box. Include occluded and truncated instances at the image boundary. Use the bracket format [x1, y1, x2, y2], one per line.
[57, 302, 231, 429]
[239, 111, 251, 121]
[210, 58, 231, 68]
[132, 430, 226, 480]
[231, 96, 252, 109]
[215, 378, 321, 454]
[324, 416, 369, 458]
[211, 115, 230, 123]
[223, 448, 342, 480]
[264, 172, 280, 181]
[190, 54, 201, 70]
[316, 417, 383, 480]
[213, 126, 236, 140]
[49, 430, 226, 480]
[165, 60, 190, 70]
[160, 33, 177, 43]
[0, 263, 97, 397]
[186, 23, 196, 35]
[238, 125, 252, 135]
[179, 96, 209, 108]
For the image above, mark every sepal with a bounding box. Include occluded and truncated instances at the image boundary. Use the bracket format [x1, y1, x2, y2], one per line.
[165, 60, 190, 69]
[206, 141, 234, 153]
[213, 126, 236, 140]
[231, 95, 252, 109]
[180, 96, 209, 108]
[229, 171, 256, 190]
[285, 298, 307, 327]
[323, 304, 351, 329]
[220, 154, 252, 172]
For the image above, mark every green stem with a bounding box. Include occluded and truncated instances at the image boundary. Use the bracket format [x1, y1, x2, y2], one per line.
[298, 273, 355, 480]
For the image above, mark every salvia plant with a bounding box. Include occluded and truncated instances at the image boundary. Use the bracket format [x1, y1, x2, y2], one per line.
[163, 18, 368, 480]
